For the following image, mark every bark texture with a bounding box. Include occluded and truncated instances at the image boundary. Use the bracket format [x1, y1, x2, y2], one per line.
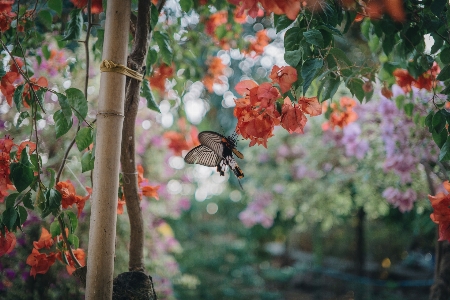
[121, 0, 151, 271]
[85, 1, 131, 298]
[430, 241, 450, 300]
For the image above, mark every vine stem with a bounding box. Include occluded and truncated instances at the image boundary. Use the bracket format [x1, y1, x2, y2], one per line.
[57, 215, 82, 268]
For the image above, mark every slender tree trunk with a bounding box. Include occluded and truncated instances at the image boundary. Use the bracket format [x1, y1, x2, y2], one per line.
[121, 0, 151, 271]
[430, 241, 450, 300]
[85, 1, 131, 298]
[356, 207, 365, 277]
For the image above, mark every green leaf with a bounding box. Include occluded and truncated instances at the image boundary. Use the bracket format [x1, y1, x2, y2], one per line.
[419, 55, 434, 71]
[17, 206, 27, 226]
[180, 0, 193, 12]
[5, 193, 18, 209]
[54, 109, 73, 138]
[329, 48, 352, 67]
[93, 28, 104, 53]
[404, 103, 414, 117]
[303, 29, 324, 48]
[38, 10, 53, 29]
[50, 220, 61, 237]
[318, 77, 340, 102]
[284, 49, 302, 67]
[439, 139, 450, 161]
[47, 168, 56, 189]
[9, 148, 34, 192]
[47, 188, 62, 210]
[284, 27, 302, 51]
[81, 151, 95, 173]
[62, 9, 83, 41]
[146, 48, 158, 73]
[66, 211, 78, 233]
[150, 3, 159, 30]
[57, 93, 73, 124]
[347, 78, 365, 102]
[76, 127, 93, 151]
[15, 111, 30, 129]
[141, 79, 160, 112]
[432, 110, 446, 133]
[431, 0, 447, 16]
[301, 59, 323, 95]
[395, 95, 405, 110]
[433, 128, 448, 148]
[440, 48, 450, 64]
[48, 0, 62, 16]
[274, 15, 294, 33]
[2, 208, 18, 231]
[13, 84, 25, 111]
[153, 31, 173, 65]
[425, 111, 434, 132]
[437, 65, 450, 81]
[22, 191, 34, 209]
[67, 234, 79, 249]
[66, 88, 88, 120]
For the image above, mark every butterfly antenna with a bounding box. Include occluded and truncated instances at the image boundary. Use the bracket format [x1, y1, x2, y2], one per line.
[237, 178, 244, 190]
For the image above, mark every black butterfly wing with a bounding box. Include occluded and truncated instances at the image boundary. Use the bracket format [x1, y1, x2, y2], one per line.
[184, 145, 222, 167]
[198, 131, 226, 157]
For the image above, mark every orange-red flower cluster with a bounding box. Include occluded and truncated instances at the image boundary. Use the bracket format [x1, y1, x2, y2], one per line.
[429, 181, 450, 242]
[234, 65, 321, 147]
[340, 0, 404, 22]
[149, 64, 174, 94]
[393, 62, 440, 93]
[0, 0, 15, 32]
[56, 248, 86, 275]
[0, 229, 16, 256]
[163, 118, 200, 156]
[55, 181, 92, 217]
[205, 10, 228, 36]
[248, 30, 270, 56]
[1, 58, 23, 106]
[27, 227, 86, 277]
[203, 57, 226, 93]
[228, 0, 301, 20]
[26, 248, 56, 278]
[70, 0, 103, 13]
[322, 97, 358, 131]
[0, 137, 36, 202]
[118, 165, 160, 214]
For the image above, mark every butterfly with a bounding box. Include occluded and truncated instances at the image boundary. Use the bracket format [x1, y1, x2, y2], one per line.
[184, 131, 244, 186]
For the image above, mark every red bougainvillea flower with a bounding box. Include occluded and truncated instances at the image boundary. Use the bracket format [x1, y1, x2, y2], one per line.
[15, 140, 36, 160]
[381, 86, 393, 99]
[322, 97, 358, 130]
[149, 64, 174, 94]
[280, 97, 307, 134]
[248, 30, 270, 56]
[1, 58, 24, 106]
[205, 10, 228, 36]
[117, 196, 126, 215]
[142, 184, 160, 200]
[70, 0, 103, 13]
[55, 181, 91, 217]
[57, 248, 86, 275]
[26, 248, 56, 278]
[269, 65, 297, 94]
[393, 69, 415, 93]
[203, 57, 226, 93]
[298, 96, 321, 116]
[163, 131, 190, 156]
[414, 61, 440, 91]
[33, 227, 54, 250]
[0, 229, 16, 256]
[429, 181, 450, 242]
[0, 0, 15, 32]
[0, 136, 15, 202]
[22, 76, 48, 107]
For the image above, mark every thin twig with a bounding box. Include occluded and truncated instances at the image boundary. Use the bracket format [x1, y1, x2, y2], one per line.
[57, 215, 82, 269]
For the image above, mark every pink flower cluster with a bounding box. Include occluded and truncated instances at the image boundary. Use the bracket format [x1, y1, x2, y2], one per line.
[239, 192, 274, 228]
[382, 187, 417, 213]
[341, 123, 369, 160]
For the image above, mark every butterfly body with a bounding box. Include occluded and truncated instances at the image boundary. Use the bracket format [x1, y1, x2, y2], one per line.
[184, 131, 244, 181]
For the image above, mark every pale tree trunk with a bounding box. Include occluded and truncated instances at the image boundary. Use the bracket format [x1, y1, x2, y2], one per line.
[85, 1, 131, 299]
